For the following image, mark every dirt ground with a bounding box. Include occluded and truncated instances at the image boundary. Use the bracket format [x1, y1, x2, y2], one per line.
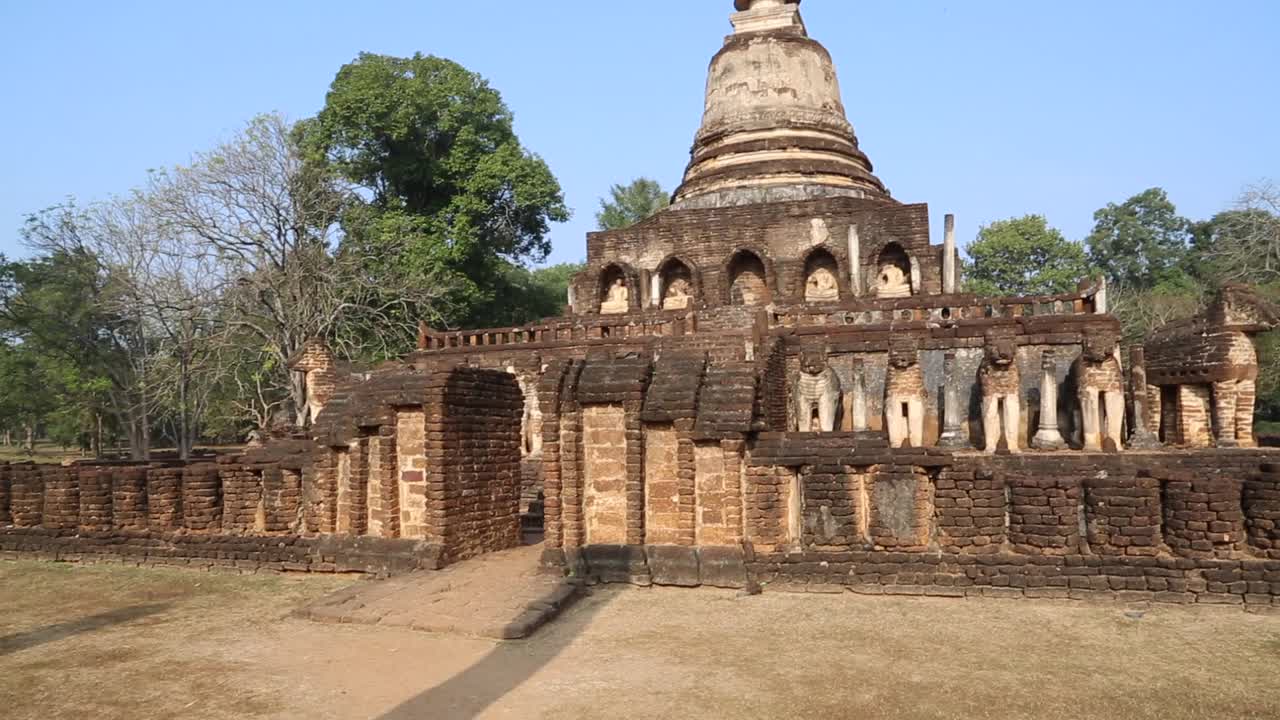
[2, 560, 1279, 720]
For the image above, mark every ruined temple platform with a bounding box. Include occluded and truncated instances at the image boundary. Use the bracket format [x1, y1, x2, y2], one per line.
[294, 543, 581, 640]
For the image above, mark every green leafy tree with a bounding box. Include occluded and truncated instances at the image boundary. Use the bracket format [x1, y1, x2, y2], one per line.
[1086, 188, 1193, 290]
[0, 246, 142, 456]
[462, 262, 585, 328]
[522, 262, 584, 320]
[0, 342, 56, 452]
[964, 215, 1090, 296]
[298, 53, 570, 328]
[596, 178, 670, 230]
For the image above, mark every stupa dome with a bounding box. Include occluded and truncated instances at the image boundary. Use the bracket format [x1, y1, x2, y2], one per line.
[672, 0, 889, 209]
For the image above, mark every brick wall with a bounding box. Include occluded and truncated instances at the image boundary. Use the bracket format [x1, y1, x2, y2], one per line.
[543, 433, 1280, 606]
[426, 367, 523, 563]
[1246, 466, 1280, 554]
[0, 368, 523, 575]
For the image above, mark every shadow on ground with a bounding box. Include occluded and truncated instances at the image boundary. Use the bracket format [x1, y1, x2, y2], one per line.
[375, 589, 613, 720]
[0, 602, 172, 656]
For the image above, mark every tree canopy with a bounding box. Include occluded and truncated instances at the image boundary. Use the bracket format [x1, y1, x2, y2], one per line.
[297, 52, 570, 327]
[596, 178, 670, 231]
[964, 215, 1090, 297]
[1086, 188, 1193, 291]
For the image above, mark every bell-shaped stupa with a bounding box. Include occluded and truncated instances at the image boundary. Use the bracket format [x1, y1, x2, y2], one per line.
[672, 0, 889, 209]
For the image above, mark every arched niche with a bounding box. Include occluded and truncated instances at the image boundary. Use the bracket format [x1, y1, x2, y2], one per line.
[872, 242, 914, 299]
[658, 257, 696, 311]
[726, 249, 771, 307]
[803, 247, 841, 303]
[598, 264, 633, 315]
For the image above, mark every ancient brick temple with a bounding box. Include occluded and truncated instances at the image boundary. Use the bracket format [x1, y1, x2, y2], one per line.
[6, 0, 1280, 606]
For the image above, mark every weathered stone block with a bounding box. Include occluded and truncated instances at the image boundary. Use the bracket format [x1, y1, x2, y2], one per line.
[647, 545, 700, 587]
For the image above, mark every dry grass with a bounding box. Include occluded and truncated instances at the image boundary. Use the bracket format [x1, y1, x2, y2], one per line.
[0, 561, 354, 720]
[0, 442, 84, 465]
[2, 560, 1279, 720]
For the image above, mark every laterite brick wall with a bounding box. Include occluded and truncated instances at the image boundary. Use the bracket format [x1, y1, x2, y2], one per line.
[0, 367, 525, 575]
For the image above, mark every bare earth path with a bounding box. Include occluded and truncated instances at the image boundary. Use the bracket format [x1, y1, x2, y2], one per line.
[2, 559, 1279, 720]
[296, 544, 579, 639]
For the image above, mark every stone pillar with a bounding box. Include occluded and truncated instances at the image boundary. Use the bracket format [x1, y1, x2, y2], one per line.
[567, 284, 576, 312]
[1031, 350, 1067, 450]
[650, 273, 662, 309]
[848, 225, 862, 296]
[850, 358, 868, 431]
[937, 352, 969, 448]
[1127, 347, 1162, 449]
[943, 214, 957, 294]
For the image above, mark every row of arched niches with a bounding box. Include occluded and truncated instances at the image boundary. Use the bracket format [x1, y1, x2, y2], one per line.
[596, 242, 918, 314]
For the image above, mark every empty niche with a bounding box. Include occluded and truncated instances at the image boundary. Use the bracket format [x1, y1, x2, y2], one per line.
[727, 250, 770, 306]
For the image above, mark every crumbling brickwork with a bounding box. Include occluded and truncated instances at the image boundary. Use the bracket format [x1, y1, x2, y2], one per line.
[1245, 465, 1280, 558]
[77, 467, 113, 533]
[182, 464, 222, 532]
[42, 467, 80, 531]
[935, 465, 1005, 553]
[147, 467, 184, 531]
[1006, 475, 1081, 555]
[112, 467, 148, 530]
[1083, 471, 1163, 556]
[220, 463, 265, 534]
[1163, 473, 1247, 558]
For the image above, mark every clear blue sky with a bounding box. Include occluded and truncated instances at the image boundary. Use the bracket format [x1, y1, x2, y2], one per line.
[1, 1, 1277, 266]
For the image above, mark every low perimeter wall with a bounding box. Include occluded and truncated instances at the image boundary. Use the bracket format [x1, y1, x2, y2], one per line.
[0, 366, 525, 576]
[555, 447, 1280, 609]
[0, 462, 443, 575]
